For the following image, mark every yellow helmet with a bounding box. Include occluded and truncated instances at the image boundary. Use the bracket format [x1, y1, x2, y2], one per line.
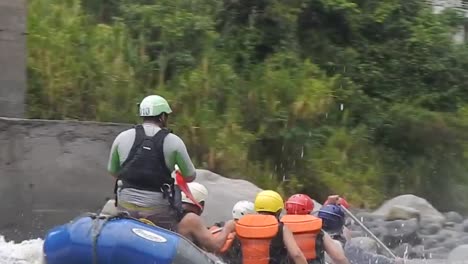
[254, 190, 284, 213]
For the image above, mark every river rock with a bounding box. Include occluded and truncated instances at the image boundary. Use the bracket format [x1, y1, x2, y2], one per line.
[311, 199, 322, 214]
[350, 230, 364, 237]
[448, 244, 468, 263]
[462, 219, 468, 232]
[421, 235, 438, 249]
[394, 243, 412, 258]
[355, 212, 383, 223]
[444, 211, 463, 224]
[439, 238, 458, 251]
[373, 194, 445, 223]
[385, 205, 421, 221]
[382, 218, 421, 248]
[457, 235, 468, 245]
[369, 226, 386, 238]
[348, 237, 378, 254]
[410, 245, 425, 259]
[420, 222, 442, 235]
[424, 246, 450, 259]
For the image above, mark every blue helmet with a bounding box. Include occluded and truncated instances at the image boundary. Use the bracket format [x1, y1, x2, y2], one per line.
[318, 204, 345, 232]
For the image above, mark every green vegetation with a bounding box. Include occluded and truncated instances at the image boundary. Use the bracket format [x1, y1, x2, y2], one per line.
[27, 0, 468, 211]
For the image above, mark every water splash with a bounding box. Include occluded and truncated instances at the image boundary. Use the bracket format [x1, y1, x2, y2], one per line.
[0, 236, 43, 264]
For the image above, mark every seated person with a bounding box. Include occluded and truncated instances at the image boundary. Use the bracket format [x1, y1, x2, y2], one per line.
[283, 194, 350, 264]
[320, 196, 404, 264]
[212, 200, 256, 264]
[177, 182, 236, 253]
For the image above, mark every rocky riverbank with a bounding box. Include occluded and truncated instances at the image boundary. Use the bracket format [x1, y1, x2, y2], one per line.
[342, 194, 468, 263]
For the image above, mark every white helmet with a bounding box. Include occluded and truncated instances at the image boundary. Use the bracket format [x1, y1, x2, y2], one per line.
[181, 182, 208, 205]
[232, 200, 255, 220]
[139, 95, 172, 117]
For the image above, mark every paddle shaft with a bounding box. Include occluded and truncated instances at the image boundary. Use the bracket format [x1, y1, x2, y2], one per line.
[340, 205, 397, 259]
[211, 227, 223, 234]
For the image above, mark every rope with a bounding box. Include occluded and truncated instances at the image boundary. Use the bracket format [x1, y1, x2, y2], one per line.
[89, 212, 133, 264]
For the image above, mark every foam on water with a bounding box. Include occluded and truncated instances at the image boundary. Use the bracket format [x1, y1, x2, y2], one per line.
[0, 237, 43, 264]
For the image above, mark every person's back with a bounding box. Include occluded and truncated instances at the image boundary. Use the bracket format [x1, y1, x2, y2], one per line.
[107, 95, 196, 231]
[214, 200, 256, 264]
[284, 194, 349, 264]
[234, 190, 307, 264]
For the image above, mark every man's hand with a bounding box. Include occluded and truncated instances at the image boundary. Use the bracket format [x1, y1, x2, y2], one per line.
[324, 195, 350, 209]
[324, 195, 341, 205]
[224, 220, 236, 233]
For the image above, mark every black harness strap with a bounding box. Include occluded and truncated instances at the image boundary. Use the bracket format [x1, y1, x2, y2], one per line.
[113, 125, 149, 206]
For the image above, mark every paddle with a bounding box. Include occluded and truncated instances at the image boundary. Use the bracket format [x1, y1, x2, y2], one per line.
[339, 204, 397, 259]
[174, 165, 203, 209]
[210, 227, 223, 235]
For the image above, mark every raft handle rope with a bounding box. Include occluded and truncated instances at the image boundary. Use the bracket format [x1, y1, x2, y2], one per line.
[339, 205, 397, 259]
[89, 211, 133, 264]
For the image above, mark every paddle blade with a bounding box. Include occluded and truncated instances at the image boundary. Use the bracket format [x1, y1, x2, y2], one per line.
[176, 171, 202, 209]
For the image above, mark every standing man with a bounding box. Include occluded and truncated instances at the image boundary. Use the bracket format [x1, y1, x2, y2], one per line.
[107, 95, 196, 231]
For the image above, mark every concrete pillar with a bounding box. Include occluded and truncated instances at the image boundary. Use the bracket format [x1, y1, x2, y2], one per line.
[0, 0, 27, 118]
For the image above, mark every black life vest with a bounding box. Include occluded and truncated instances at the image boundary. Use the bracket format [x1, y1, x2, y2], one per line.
[117, 125, 173, 192]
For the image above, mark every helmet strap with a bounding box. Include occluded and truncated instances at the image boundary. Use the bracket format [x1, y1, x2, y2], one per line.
[159, 113, 168, 128]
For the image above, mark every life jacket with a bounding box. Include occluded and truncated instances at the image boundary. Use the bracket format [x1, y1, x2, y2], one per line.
[208, 225, 236, 253]
[117, 125, 174, 192]
[235, 214, 286, 264]
[281, 214, 325, 264]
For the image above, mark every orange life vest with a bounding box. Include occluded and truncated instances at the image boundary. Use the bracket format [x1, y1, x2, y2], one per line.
[208, 226, 235, 253]
[235, 214, 286, 264]
[280, 214, 324, 262]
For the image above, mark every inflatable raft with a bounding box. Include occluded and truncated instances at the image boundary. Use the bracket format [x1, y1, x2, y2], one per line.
[43, 213, 224, 264]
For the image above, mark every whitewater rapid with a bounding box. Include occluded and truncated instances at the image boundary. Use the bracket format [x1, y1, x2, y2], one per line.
[0, 237, 43, 264]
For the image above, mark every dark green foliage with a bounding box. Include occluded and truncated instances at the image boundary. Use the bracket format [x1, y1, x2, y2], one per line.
[28, 0, 468, 211]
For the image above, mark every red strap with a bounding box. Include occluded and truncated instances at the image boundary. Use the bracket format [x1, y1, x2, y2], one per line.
[176, 171, 202, 209]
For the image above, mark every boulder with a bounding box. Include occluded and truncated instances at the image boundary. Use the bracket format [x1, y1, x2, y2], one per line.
[448, 244, 468, 263]
[444, 211, 463, 224]
[348, 237, 378, 254]
[100, 199, 119, 216]
[373, 194, 445, 223]
[385, 205, 420, 221]
[382, 218, 421, 248]
[195, 170, 262, 224]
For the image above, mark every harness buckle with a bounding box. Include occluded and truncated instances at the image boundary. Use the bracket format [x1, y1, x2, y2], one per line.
[161, 183, 172, 199]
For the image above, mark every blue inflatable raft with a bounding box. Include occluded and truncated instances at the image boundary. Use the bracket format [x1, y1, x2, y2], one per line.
[43, 213, 224, 264]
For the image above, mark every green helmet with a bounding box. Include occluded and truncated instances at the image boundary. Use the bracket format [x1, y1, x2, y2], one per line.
[139, 95, 172, 117]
